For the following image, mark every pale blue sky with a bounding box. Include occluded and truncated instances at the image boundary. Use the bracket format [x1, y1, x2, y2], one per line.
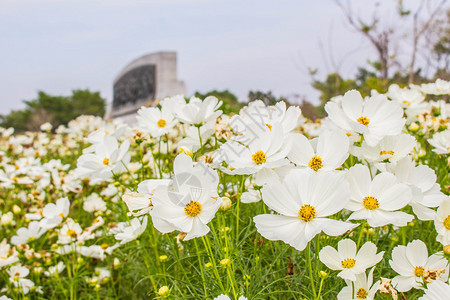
[0, 0, 435, 114]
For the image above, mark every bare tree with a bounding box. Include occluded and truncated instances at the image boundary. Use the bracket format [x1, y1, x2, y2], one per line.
[334, 0, 448, 82]
[334, 0, 393, 80]
[408, 0, 447, 83]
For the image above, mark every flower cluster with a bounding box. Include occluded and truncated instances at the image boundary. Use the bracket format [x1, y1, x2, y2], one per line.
[0, 78, 449, 299]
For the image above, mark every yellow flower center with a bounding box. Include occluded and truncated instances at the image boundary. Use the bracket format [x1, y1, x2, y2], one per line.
[363, 196, 379, 210]
[59, 213, 65, 218]
[0, 256, 7, 260]
[357, 116, 370, 126]
[66, 229, 77, 238]
[444, 215, 450, 230]
[414, 266, 424, 277]
[346, 132, 352, 137]
[380, 150, 394, 156]
[356, 288, 368, 299]
[402, 100, 411, 106]
[157, 119, 167, 128]
[265, 123, 272, 130]
[102, 158, 109, 165]
[203, 155, 214, 164]
[308, 155, 323, 171]
[101, 243, 109, 250]
[341, 258, 356, 268]
[184, 201, 202, 217]
[252, 150, 266, 165]
[298, 204, 316, 222]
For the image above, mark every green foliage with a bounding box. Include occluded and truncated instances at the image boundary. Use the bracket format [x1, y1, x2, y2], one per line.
[0, 90, 105, 131]
[247, 90, 286, 107]
[311, 73, 358, 115]
[194, 90, 244, 115]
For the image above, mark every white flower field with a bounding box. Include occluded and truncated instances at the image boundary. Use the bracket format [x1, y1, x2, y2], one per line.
[0, 79, 449, 299]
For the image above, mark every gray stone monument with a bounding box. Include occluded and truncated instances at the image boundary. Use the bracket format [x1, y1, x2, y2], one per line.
[108, 51, 186, 124]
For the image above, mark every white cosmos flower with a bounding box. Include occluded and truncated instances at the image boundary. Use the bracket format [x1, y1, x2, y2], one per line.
[121, 179, 171, 216]
[112, 216, 148, 245]
[175, 96, 222, 126]
[419, 280, 450, 300]
[420, 79, 450, 95]
[319, 239, 384, 281]
[44, 261, 65, 277]
[337, 267, 380, 300]
[241, 186, 262, 204]
[83, 193, 107, 213]
[387, 84, 427, 122]
[435, 197, 450, 245]
[137, 95, 184, 137]
[287, 130, 349, 172]
[428, 130, 450, 155]
[76, 135, 130, 180]
[389, 240, 449, 292]
[7, 264, 34, 294]
[58, 219, 83, 244]
[219, 123, 291, 185]
[353, 134, 416, 164]
[325, 90, 405, 146]
[254, 169, 358, 251]
[0, 239, 19, 268]
[345, 164, 413, 227]
[11, 221, 47, 245]
[230, 100, 301, 135]
[150, 154, 222, 240]
[39, 197, 70, 229]
[83, 119, 130, 153]
[384, 157, 447, 221]
[388, 84, 425, 109]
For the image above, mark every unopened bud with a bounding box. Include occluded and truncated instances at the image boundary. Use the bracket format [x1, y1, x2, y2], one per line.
[220, 258, 231, 267]
[220, 197, 232, 211]
[159, 255, 168, 262]
[12, 205, 21, 214]
[444, 245, 450, 256]
[158, 286, 170, 296]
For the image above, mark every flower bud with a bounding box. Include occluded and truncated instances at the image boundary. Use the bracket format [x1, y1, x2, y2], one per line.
[444, 245, 450, 256]
[159, 255, 168, 262]
[409, 122, 419, 132]
[113, 258, 121, 269]
[158, 286, 170, 296]
[12, 205, 21, 214]
[220, 197, 232, 211]
[220, 258, 230, 267]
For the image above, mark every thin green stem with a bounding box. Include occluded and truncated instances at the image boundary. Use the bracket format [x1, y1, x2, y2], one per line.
[202, 235, 226, 293]
[194, 239, 208, 298]
[307, 242, 317, 299]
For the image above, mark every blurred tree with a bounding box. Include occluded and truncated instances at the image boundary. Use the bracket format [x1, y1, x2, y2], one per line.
[311, 73, 358, 114]
[429, 9, 450, 80]
[247, 90, 286, 106]
[194, 90, 244, 115]
[0, 89, 105, 131]
[310, 1, 450, 115]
